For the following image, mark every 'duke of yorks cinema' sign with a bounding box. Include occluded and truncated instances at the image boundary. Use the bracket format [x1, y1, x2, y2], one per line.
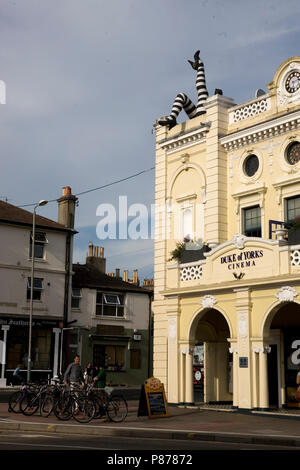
[220, 249, 264, 271]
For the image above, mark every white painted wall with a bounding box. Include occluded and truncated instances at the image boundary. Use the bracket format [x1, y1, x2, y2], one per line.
[70, 288, 150, 331]
[0, 223, 67, 318]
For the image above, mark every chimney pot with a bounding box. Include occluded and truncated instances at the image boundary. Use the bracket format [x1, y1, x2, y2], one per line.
[116, 268, 120, 278]
[62, 186, 72, 196]
[100, 247, 104, 258]
[88, 242, 94, 257]
[133, 269, 138, 284]
[124, 270, 129, 282]
[94, 246, 99, 257]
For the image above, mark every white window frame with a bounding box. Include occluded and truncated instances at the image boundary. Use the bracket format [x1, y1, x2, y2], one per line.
[96, 292, 125, 318]
[27, 277, 43, 301]
[71, 288, 82, 309]
[29, 231, 48, 260]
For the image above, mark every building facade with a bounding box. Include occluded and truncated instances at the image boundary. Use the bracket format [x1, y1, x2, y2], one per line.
[0, 186, 77, 385]
[69, 243, 153, 386]
[153, 56, 300, 410]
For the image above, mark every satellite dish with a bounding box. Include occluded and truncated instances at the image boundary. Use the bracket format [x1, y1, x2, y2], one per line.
[255, 89, 266, 98]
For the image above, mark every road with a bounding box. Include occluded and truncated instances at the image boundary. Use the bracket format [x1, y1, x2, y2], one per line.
[0, 430, 299, 452]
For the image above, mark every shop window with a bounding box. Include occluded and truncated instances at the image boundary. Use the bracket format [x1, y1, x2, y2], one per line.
[243, 205, 261, 237]
[7, 327, 51, 370]
[27, 278, 43, 301]
[71, 288, 82, 309]
[29, 231, 48, 259]
[96, 292, 125, 317]
[285, 195, 300, 224]
[93, 344, 125, 371]
[130, 349, 141, 369]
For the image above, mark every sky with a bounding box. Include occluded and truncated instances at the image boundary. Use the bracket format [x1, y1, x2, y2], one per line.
[1, 0, 300, 282]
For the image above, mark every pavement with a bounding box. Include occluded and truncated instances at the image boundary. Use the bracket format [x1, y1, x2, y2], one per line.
[1, 387, 300, 448]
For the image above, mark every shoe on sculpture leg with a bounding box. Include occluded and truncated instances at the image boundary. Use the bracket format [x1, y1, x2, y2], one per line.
[158, 117, 177, 130]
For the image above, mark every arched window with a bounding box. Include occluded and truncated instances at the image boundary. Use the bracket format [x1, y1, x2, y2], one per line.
[183, 208, 193, 239]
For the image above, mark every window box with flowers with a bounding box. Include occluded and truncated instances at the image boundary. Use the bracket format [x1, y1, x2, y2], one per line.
[168, 237, 211, 264]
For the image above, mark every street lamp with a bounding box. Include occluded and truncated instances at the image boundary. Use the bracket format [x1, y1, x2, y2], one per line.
[27, 199, 48, 383]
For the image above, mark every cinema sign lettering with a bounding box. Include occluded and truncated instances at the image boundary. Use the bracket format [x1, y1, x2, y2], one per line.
[220, 249, 264, 270]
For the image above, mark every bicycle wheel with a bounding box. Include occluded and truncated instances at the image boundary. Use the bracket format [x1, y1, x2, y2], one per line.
[8, 391, 23, 413]
[93, 397, 105, 419]
[40, 394, 54, 417]
[107, 395, 128, 422]
[20, 392, 39, 416]
[72, 397, 95, 423]
[54, 397, 73, 421]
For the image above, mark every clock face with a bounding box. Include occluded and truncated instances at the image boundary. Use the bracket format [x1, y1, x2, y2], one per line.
[285, 71, 300, 94]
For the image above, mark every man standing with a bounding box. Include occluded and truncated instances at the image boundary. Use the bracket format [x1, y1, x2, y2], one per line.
[64, 355, 84, 386]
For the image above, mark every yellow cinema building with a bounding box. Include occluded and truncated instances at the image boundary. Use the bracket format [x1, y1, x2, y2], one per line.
[153, 56, 300, 410]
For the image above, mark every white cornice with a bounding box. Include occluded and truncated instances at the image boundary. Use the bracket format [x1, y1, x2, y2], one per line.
[158, 124, 211, 154]
[220, 109, 300, 150]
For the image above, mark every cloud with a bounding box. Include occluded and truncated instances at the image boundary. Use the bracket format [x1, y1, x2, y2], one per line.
[1, 0, 300, 277]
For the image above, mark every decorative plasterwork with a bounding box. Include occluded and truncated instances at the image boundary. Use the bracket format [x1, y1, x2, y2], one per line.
[200, 295, 217, 309]
[229, 95, 271, 124]
[237, 148, 264, 184]
[291, 249, 300, 266]
[220, 110, 300, 150]
[180, 347, 194, 355]
[252, 346, 271, 354]
[180, 264, 203, 281]
[232, 234, 247, 249]
[232, 185, 266, 214]
[159, 124, 211, 155]
[168, 317, 177, 343]
[275, 286, 298, 303]
[273, 175, 300, 205]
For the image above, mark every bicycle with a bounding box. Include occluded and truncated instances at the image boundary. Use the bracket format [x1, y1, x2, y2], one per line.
[8, 383, 39, 414]
[53, 383, 95, 423]
[86, 385, 128, 422]
[20, 382, 52, 416]
[40, 382, 65, 417]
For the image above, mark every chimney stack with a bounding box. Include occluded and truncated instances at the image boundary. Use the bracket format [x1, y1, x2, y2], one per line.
[86, 244, 106, 273]
[57, 186, 78, 229]
[133, 269, 139, 285]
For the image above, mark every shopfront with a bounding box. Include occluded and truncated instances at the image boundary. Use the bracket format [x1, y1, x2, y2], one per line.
[0, 316, 62, 384]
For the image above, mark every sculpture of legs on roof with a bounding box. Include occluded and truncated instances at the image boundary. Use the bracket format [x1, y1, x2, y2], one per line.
[158, 50, 209, 130]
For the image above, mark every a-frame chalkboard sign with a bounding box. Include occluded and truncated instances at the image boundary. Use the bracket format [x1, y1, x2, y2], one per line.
[138, 377, 169, 419]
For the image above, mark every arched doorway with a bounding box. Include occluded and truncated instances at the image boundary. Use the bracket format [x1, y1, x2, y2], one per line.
[263, 301, 300, 408]
[189, 308, 232, 404]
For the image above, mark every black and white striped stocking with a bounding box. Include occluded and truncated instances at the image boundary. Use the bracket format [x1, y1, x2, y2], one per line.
[159, 51, 208, 130]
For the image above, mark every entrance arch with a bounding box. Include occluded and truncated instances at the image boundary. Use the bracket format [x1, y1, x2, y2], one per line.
[186, 307, 232, 404]
[262, 301, 300, 408]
